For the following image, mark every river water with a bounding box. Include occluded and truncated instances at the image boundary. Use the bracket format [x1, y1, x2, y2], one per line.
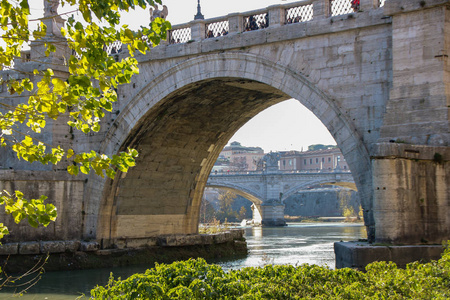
[0, 222, 366, 299]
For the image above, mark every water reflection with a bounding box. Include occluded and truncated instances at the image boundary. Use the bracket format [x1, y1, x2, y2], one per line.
[0, 222, 365, 299]
[216, 222, 366, 270]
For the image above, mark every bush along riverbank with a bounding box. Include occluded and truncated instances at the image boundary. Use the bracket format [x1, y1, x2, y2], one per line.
[90, 243, 450, 299]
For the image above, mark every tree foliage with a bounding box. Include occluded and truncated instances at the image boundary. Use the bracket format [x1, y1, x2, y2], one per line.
[216, 190, 238, 222]
[307, 144, 336, 151]
[0, 0, 170, 237]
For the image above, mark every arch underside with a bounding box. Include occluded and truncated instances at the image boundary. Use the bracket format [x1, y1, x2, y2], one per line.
[90, 53, 372, 245]
[281, 180, 357, 202]
[206, 185, 263, 205]
[98, 78, 289, 241]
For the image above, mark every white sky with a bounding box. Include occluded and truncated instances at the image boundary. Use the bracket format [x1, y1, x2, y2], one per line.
[30, 0, 337, 153]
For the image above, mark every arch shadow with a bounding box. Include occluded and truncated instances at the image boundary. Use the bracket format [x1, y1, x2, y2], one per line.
[82, 52, 372, 245]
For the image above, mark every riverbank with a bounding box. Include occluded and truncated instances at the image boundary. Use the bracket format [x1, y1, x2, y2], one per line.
[0, 222, 366, 299]
[91, 247, 450, 299]
[0, 230, 247, 273]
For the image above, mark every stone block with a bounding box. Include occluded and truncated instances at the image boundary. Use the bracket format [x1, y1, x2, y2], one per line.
[115, 239, 127, 249]
[40, 241, 66, 254]
[0, 243, 18, 255]
[213, 232, 233, 244]
[200, 234, 214, 245]
[19, 242, 40, 255]
[65, 240, 81, 252]
[183, 234, 203, 246]
[230, 229, 245, 240]
[80, 241, 99, 252]
[157, 235, 175, 247]
[126, 237, 158, 248]
[335, 242, 445, 270]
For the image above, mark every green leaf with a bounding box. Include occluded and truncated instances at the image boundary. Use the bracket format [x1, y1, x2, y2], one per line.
[67, 165, 79, 176]
[67, 149, 75, 159]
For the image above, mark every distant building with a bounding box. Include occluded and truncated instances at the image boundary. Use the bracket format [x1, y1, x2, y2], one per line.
[214, 142, 348, 173]
[279, 148, 348, 171]
[215, 141, 264, 172]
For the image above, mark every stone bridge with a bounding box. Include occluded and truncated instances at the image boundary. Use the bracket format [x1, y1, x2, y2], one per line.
[0, 0, 449, 266]
[206, 170, 354, 226]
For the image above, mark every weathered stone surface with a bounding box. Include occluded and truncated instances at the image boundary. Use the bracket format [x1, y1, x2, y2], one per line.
[213, 232, 234, 244]
[19, 242, 40, 255]
[0, 243, 18, 255]
[230, 229, 245, 240]
[40, 241, 66, 254]
[80, 241, 99, 252]
[200, 234, 215, 245]
[334, 242, 444, 269]
[123, 238, 158, 249]
[65, 240, 81, 252]
[115, 239, 127, 249]
[183, 234, 204, 246]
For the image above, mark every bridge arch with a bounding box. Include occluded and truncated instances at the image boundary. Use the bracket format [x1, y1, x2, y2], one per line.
[205, 185, 263, 206]
[281, 179, 357, 202]
[84, 52, 373, 245]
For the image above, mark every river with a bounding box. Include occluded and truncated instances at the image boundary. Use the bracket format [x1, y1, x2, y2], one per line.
[0, 222, 366, 299]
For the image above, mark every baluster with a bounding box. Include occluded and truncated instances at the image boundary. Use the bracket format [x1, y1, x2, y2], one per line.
[313, 0, 332, 19]
[360, 0, 379, 10]
[189, 20, 206, 41]
[267, 5, 285, 28]
[228, 13, 244, 34]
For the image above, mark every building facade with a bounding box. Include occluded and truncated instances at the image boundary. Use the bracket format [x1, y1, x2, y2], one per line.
[215, 141, 265, 172]
[279, 148, 348, 171]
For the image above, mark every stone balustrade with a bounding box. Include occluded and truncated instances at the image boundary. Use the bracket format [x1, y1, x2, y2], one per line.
[168, 0, 386, 44]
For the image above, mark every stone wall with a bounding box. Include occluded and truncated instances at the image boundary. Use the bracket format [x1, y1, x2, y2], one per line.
[284, 189, 360, 217]
[0, 229, 246, 272]
[0, 170, 85, 243]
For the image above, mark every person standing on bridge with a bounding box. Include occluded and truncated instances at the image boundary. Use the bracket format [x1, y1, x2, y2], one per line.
[351, 0, 360, 12]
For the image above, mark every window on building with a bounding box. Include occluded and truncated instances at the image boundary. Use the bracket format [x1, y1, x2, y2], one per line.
[328, 157, 331, 162]
[310, 159, 312, 164]
[315, 158, 318, 163]
[289, 160, 292, 165]
[322, 157, 325, 162]
[304, 159, 306, 165]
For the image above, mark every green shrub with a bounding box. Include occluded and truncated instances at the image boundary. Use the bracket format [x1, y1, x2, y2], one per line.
[90, 245, 450, 299]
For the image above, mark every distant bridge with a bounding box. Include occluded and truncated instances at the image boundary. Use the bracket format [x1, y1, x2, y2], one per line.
[206, 170, 354, 225]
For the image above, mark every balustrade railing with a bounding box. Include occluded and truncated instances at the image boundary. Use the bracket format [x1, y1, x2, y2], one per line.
[169, 26, 191, 44]
[8, 0, 391, 71]
[285, 3, 314, 24]
[13, 0, 388, 63]
[330, 0, 355, 16]
[244, 12, 268, 32]
[104, 40, 123, 56]
[210, 169, 351, 176]
[164, 0, 389, 46]
[205, 19, 229, 38]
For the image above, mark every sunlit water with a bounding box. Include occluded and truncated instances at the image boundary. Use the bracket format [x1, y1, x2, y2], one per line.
[0, 222, 366, 299]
